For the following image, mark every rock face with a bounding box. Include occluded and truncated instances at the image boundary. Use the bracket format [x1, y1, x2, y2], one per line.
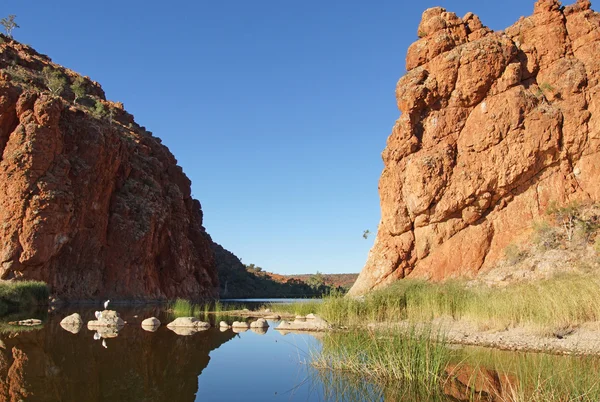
[0, 36, 218, 300]
[350, 0, 600, 295]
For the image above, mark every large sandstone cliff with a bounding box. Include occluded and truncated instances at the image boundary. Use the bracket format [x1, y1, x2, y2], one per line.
[350, 0, 600, 295]
[0, 37, 218, 300]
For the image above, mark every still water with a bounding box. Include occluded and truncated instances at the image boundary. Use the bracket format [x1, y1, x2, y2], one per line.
[0, 304, 389, 402]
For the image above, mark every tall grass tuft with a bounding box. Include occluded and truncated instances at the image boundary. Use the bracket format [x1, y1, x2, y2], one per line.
[0, 280, 49, 316]
[313, 328, 449, 394]
[170, 299, 196, 318]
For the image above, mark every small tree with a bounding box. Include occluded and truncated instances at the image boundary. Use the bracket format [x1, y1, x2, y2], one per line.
[43, 67, 66, 96]
[307, 271, 325, 289]
[92, 100, 108, 119]
[70, 76, 86, 103]
[0, 15, 19, 38]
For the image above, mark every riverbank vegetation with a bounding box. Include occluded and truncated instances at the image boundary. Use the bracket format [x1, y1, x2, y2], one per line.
[313, 329, 600, 401]
[0, 280, 49, 316]
[272, 202, 600, 333]
[269, 273, 600, 332]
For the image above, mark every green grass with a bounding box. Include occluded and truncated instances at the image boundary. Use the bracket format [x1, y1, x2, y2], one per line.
[312, 329, 600, 401]
[0, 280, 49, 316]
[276, 274, 600, 331]
[170, 298, 196, 317]
[265, 301, 322, 317]
[169, 299, 250, 318]
[313, 328, 448, 392]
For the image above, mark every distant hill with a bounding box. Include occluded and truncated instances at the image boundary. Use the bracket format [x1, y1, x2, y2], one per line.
[277, 274, 358, 290]
[212, 242, 357, 298]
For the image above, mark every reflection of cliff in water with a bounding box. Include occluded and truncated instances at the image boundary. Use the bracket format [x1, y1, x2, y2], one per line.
[0, 310, 236, 402]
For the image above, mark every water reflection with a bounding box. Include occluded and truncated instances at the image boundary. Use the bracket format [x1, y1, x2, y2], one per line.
[0, 306, 477, 402]
[0, 308, 236, 402]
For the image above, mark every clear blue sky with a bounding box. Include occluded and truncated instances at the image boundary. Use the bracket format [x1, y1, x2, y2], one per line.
[4, 1, 536, 274]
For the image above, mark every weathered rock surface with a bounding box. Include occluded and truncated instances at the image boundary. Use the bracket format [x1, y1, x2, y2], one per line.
[8, 319, 42, 326]
[166, 317, 210, 329]
[0, 35, 218, 300]
[275, 315, 330, 332]
[350, 0, 600, 295]
[249, 318, 269, 328]
[91, 327, 119, 338]
[141, 317, 161, 328]
[59, 313, 82, 330]
[87, 310, 124, 328]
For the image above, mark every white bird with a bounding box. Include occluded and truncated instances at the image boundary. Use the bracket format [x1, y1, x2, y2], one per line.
[94, 311, 102, 320]
[93, 332, 101, 340]
[102, 339, 107, 349]
[104, 300, 110, 309]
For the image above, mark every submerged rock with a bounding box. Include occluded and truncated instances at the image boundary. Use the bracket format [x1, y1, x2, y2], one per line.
[9, 319, 42, 326]
[60, 313, 83, 334]
[141, 317, 161, 329]
[166, 317, 210, 335]
[168, 327, 197, 336]
[249, 318, 269, 329]
[87, 310, 125, 328]
[166, 317, 209, 329]
[60, 313, 83, 327]
[275, 315, 330, 332]
[91, 327, 120, 338]
[251, 327, 268, 335]
[231, 321, 249, 333]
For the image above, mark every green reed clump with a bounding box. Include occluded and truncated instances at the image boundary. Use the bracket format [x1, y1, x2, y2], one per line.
[312, 328, 449, 394]
[265, 301, 322, 316]
[170, 299, 197, 317]
[170, 299, 253, 319]
[0, 280, 49, 316]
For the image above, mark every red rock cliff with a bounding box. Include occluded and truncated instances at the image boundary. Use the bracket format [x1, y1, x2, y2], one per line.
[350, 0, 600, 295]
[0, 37, 218, 300]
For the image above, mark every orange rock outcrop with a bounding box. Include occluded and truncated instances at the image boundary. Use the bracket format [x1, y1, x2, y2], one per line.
[0, 37, 218, 300]
[350, 0, 600, 295]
